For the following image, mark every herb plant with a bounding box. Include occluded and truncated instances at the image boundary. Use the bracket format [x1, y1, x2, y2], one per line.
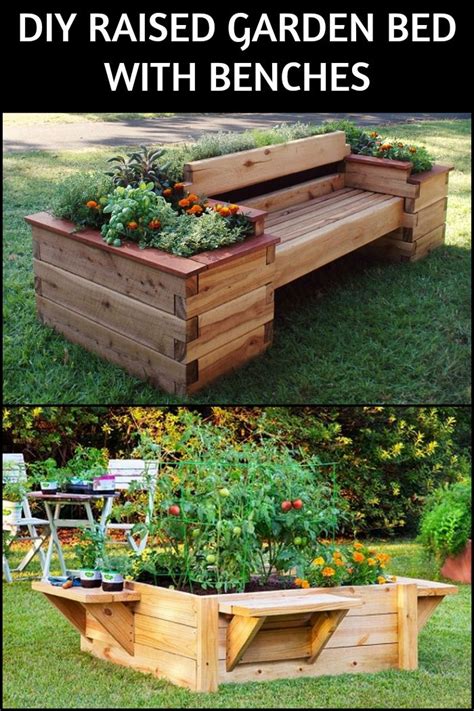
[418, 478, 471, 561]
[51, 171, 114, 228]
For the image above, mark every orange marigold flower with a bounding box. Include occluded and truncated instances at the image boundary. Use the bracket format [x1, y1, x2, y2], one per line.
[294, 577, 303, 587]
[86, 200, 98, 209]
[187, 205, 204, 215]
[381, 144, 392, 151]
[229, 204, 240, 214]
[127, 221, 138, 230]
[377, 576, 387, 584]
[163, 188, 173, 197]
[353, 551, 365, 563]
[148, 220, 161, 230]
[178, 198, 190, 208]
[367, 558, 376, 566]
[409, 147, 417, 154]
[347, 567, 354, 574]
[370, 131, 378, 138]
[353, 542, 364, 550]
[335, 559, 345, 567]
[213, 203, 224, 211]
[333, 551, 342, 561]
[187, 193, 199, 203]
[322, 567, 335, 577]
[219, 207, 231, 217]
[313, 556, 325, 566]
[301, 580, 310, 589]
[174, 182, 185, 190]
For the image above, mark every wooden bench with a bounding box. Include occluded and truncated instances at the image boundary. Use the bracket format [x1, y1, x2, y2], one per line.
[219, 592, 362, 670]
[27, 131, 452, 394]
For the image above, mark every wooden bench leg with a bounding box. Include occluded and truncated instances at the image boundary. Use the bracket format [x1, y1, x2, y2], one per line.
[44, 593, 87, 637]
[397, 583, 418, 670]
[417, 596, 443, 631]
[226, 615, 266, 672]
[307, 609, 348, 664]
[86, 602, 135, 656]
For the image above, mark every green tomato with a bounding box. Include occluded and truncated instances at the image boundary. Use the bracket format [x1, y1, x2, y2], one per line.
[219, 488, 230, 498]
[206, 554, 216, 564]
[232, 526, 242, 537]
[192, 528, 200, 538]
[294, 536, 303, 546]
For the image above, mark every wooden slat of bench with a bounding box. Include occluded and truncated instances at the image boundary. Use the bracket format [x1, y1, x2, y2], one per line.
[266, 188, 361, 227]
[271, 193, 393, 244]
[392, 576, 458, 596]
[219, 593, 362, 617]
[268, 192, 385, 237]
[242, 173, 346, 212]
[184, 132, 347, 196]
[275, 196, 404, 288]
[32, 580, 141, 603]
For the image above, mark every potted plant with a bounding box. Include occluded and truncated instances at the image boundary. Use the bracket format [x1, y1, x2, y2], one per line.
[28, 458, 64, 495]
[74, 528, 106, 588]
[66, 446, 110, 494]
[100, 554, 131, 592]
[418, 478, 471, 583]
[2, 481, 29, 524]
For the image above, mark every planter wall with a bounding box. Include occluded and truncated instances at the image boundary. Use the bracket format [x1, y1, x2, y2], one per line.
[33, 576, 457, 692]
[347, 156, 453, 262]
[441, 539, 471, 584]
[26, 211, 277, 395]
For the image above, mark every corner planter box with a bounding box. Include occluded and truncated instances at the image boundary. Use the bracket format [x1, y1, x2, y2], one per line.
[32, 575, 456, 692]
[26, 210, 278, 395]
[345, 155, 453, 262]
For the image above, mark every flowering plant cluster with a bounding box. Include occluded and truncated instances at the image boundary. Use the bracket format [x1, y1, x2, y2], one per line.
[358, 131, 433, 173]
[295, 541, 396, 588]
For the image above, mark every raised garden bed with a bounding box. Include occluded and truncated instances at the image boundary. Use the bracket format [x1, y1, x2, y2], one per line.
[32, 575, 457, 692]
[26, 131, 453, 394]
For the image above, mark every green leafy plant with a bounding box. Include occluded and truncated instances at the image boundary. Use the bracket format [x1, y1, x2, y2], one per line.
[2, 481, 29, 502]
[106, 145, 170, 191]
[74, 528, 106, 569]
[67, 446, 108, 482]
[101, 553, 132, 576]
[28, 457, 64, 485]
[418, 478, 471, 561]
[51, 171, 114, 228]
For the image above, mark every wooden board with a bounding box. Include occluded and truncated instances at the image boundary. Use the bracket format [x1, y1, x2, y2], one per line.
[184, 132, 348, 196]
[405, 171, 449, 213]
[411, 197, 448, 239]
[132, 583, 198, 627]
[32, 580, 140, 603]
[397, 584, 418, 670]
[35, 296, 187, 394]
[275, 196, 404, 287]
[242, 173, 345, 212]
[218, 593, 361, 617]
[196, 597, 219, 692]
[218, 643, 399, 684]
[134, 613, 197, 659]
[345, 163, 419, 199]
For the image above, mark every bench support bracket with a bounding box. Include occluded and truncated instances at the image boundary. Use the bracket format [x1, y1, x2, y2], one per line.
[308, 609, 348, 664]
[226, 614, 266, 671]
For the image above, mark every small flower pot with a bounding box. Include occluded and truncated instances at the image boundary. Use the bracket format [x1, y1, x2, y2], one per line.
[40, 481, 58, 495]
[101, 571, 124, 592]
[92, 475, 116, 495]
[79, 569, 102, 588]
[66, 479, 93, 494]
[2, 500, 23, 524]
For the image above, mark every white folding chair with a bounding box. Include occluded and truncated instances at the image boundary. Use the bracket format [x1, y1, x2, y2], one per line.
[104, 459, 159, 554]
[2, 453, 50, 580]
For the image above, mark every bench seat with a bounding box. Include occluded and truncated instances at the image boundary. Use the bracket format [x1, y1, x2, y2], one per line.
[268, 188, 405, 287]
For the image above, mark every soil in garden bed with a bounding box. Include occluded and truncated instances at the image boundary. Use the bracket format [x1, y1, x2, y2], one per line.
[135, 573, 299, 595]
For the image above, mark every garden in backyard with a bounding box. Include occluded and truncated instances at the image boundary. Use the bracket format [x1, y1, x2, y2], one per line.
[2, 406, 471, 708]
[3, 117, 471, 403]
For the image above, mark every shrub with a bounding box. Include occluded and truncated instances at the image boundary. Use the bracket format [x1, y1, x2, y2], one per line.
[51, 171, 114, 228]
[106, 145, 169, 190]
[296, 541, 394, 588]
[418, 478, 471, 561]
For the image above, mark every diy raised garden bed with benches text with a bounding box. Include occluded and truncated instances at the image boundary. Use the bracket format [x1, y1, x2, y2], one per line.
[32, 575, 457, 692]
[26, 131, 453, 394]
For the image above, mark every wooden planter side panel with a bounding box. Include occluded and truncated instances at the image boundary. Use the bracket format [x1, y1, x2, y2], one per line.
[360, 166, 451, 263]
[31, 220, 277, 395]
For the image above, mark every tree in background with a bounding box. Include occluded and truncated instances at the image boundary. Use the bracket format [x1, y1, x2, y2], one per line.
[3, 406, 470, 536]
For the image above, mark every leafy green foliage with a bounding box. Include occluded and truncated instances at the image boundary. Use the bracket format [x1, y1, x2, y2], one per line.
[418, 478, 471, 560]
[106, 145, 169, 191]
[2, 480, 30, 502]
[51, 171, 113, 227]
[74, 528, 106, 569]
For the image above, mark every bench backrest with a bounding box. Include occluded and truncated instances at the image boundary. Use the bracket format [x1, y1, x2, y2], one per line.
[107, 459, 159, 491]
[2, 453, 27, 483]
[184, 131, 349, 197]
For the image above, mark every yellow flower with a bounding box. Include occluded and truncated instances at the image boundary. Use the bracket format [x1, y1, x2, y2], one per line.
[367, 558, 376, 566]
[301, 580, 310, 589]
[312, 556, 325, 566]
[322, 567, 335, 577]
[333, 550, 342, 559]
[335, 559, 345, 567]
[377, 576, 387, 584]
[390, 576, 397, 582]
[353, 542, 364, 550]
[294, 577, 303, 587]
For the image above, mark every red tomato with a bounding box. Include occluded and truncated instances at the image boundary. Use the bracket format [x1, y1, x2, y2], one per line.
[281, 500, 292, 512]
[168, 504, 180, 516]
[292, 499, 304, 510]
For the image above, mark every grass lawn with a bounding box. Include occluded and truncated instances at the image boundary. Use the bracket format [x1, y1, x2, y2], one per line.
[3, 119, 471, 404]
[2, 540, 471, 708]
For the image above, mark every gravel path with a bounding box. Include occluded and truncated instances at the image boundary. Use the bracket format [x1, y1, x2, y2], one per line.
[3, 112, 470, 152]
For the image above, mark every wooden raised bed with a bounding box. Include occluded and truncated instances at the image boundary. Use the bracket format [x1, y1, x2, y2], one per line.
[32, 576, 456, 692]
[26, 132, 453, 393]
